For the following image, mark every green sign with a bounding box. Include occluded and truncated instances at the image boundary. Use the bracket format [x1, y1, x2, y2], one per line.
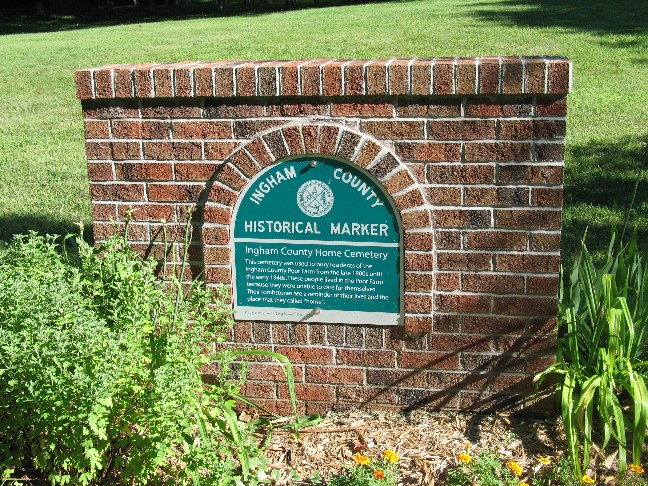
[232, 156, 402, 325]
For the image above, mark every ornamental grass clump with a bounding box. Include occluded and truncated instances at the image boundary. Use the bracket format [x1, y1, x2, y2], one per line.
[0, 226, 294, 485]
[535, 231, 648, 476]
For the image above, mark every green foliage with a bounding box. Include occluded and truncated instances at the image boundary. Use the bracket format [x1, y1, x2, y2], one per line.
[445, 452, 579, 486]
[445, 452, 520, 486]
[0, 229, 280, 485]
[620, 467, 648, 486]
[228, 349, 320, 436]
[324, 451, 399, 486]
[325, 466, 392, 486]
[536, 457, 581, 486]
[535, 231, 648, 476]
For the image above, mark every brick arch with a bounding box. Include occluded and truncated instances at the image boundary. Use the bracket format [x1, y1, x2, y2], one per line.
[208, 122, 434, 333]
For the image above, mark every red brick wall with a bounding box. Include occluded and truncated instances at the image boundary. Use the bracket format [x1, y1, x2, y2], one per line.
[77, 57, 571, 414]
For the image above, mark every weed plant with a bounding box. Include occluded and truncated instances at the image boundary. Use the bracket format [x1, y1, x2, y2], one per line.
[0, 227, 281, 485]
[535, 231, 648, 476]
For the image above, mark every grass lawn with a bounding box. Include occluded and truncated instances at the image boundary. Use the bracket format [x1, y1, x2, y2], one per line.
[0, 0, 646, 265]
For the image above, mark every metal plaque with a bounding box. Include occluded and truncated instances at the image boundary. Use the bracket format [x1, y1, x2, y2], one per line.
[232, 156, 402, 325]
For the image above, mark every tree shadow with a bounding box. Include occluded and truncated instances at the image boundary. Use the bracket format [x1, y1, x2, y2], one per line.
[0, 0, 409, 35]
[357, 329, 554, 411]
[350, 329, 563, 459]
[471, 0, 648, 38]
[562, 136, 648, 269]
[0, 214, 93, 244]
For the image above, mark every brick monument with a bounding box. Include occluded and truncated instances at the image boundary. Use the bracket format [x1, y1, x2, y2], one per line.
[76, 57, 571, 414]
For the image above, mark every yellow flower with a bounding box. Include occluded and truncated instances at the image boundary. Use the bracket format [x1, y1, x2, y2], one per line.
[506, 461, 523, 477]
[353, 453, 371, 466]
[629, 464, 645, 474]
[581, 474, 595, 483]
[538, 457, 552, 465]
[519, 483, 530, 486]
[383, 449, 399, 463]
[458, 453, 472, 464]
[374, 469, 385, 480]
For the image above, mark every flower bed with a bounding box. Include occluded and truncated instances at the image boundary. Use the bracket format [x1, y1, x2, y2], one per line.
[263, 409, 646, 485]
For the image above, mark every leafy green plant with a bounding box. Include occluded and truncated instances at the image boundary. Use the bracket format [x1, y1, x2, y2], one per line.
[324, 450, 399, 485]
[228, 349, 320, 435]
[620, 464, 648, 485]
[445, 451, 521, 486]
[535, 231, 648, 476]
[0, 224, 302, 485]
[531, 456, 580, 486]
[445, 450, 580, 486]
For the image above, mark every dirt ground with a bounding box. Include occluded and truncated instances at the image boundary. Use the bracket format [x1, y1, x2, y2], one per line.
[261, 409, 621, 485]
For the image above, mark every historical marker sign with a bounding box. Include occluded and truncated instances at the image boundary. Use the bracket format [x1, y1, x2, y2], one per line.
[232, 156, 402, 325]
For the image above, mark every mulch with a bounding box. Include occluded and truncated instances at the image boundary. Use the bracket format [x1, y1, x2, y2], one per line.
[261, 409, 622, 485]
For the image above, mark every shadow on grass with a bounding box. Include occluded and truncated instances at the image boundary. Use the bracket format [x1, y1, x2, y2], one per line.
[0, 0, 407, 35]
[471, 0, 648, 38]
[0, 214, 93, 245]
[562, 136, 648, 269]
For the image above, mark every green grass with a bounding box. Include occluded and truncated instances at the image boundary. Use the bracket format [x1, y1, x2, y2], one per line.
[0, 0, 646, 264]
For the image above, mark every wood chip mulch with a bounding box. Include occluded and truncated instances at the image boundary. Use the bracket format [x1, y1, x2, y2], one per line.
[259, 409, 573, 485]
[256, 408, 639, 485]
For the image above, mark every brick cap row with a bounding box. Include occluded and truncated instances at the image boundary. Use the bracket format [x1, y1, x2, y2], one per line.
[76, 57, 573, 100]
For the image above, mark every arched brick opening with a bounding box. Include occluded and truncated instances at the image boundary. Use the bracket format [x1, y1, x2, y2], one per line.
[206, 122, 434, 333]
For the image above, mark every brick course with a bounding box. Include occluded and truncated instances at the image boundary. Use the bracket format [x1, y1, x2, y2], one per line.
[77, 56, 570, 413]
